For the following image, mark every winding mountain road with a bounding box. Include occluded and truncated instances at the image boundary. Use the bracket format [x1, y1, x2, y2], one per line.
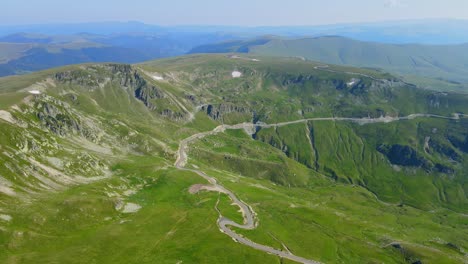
[174, 113, 464, 263]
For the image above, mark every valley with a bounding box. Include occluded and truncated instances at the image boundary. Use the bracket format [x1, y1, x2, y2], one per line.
[175, 113, 466, 264]
[0, 54, 467, 263]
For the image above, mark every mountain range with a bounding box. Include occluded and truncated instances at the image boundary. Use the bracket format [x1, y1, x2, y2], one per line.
[0, 32, 241, 77]
[0, 54, 467, 263]
[190, 36, 468, 92]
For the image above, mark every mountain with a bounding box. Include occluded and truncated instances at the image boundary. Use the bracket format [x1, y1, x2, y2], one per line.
[0, 55, 467, 263]
[4, 19, 468, 79]
[190, 36, 468, 91]
[3, 19, 468, 44]
[0, 32, 242, 77]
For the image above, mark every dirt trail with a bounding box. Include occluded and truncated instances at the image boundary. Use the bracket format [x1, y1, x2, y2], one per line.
[174, 113, 464, 263]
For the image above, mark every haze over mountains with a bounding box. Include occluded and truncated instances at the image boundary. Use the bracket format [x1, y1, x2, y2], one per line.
[1, 17, 468, 264]
[0, 31, 238, 76]
[2, 19, 468, 44]
[2, 19, 468, 92]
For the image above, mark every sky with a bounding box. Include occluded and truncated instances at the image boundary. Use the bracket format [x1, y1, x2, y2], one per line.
[2, 0, 468, 26]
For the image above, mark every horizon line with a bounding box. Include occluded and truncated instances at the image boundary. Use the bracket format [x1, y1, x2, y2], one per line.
[2, 17, 468, 28]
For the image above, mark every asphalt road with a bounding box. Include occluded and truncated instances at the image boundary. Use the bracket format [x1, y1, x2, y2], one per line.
[174, 113, 464, 263]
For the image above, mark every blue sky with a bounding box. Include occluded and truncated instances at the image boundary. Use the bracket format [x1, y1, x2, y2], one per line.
[2, 0, 468, 25]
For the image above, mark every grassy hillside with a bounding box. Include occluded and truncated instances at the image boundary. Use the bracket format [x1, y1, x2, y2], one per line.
[190, 36, 468, 92]
[0, 55, 467, 263]
[140, 54, 468, 210]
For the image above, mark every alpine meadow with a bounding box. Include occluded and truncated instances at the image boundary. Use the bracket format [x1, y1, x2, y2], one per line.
[0, 1, 467, 264]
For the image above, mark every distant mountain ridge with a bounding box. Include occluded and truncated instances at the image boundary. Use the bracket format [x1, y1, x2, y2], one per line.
[0, 32, 241, 77]
[189, 36, 468, 91]
[3, 19, 468, 44]
[4, 19, 468, 87]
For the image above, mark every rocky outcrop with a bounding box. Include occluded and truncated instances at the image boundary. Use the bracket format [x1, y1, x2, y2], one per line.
[378, 144, 430, 168]
[370, 79, 407, 89]
[434, 163, 455, 174]
[36, 102, 82, 137]
[448, 134, 468, 153]
[33, 96, 102, 142]
[201, 103, 252, 121]
[54, 70, 101, 88]
[388, 243, 423, 264]
[55, 64, 188, 121]
[377, 144, 454, 174]
[281, 74, 318, 86]
[426, 92, 452, 109]
[160, 109, 185, 120]
[134, 85, 166, 110]
[428, 139, 462, 162]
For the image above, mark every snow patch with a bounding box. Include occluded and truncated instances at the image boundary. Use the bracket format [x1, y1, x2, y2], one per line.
[123, 189, 137, 196]
[0, 186, 15, 196]
[0, 214, 12, 222]
[232, 71, 242, 78]
[0, 176, 16, 196]
[152, 75, 164, 81]
[122, 203, 142, 213]
[346, 78, 360, 87]
[28, 90, 41, 95]
[0, 110, 15, 124]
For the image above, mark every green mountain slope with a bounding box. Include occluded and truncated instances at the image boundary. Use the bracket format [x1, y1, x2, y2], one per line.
[190, 36, 468, 91]
[0, 55, 467, 263]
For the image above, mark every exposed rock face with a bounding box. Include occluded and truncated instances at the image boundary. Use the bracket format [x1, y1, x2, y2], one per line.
[201, 103, 252, 121]
[378, 144, 429, 168]
[434, 163, 455, 174]
[55, 64, 188, 121]
[448, 134, 468, 153]
[54, 70, 99, 87]
[281, 73, 403, 92]
[160, 109, 185, 120]
[370, 79, 407, 89]
[36, 101, 82, 137]
[35, 99, 104, 143]
[377, 144, 454, 174]
[428, 139, 462, 162]
[134, 85, 166, 110]
[388, 242, 423, 264]
[282, 74, 317, 86]
[54, 64, 136, 89]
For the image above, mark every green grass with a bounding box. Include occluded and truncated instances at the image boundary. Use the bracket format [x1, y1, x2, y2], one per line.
[0, 158, 281, 263]
[1, 54, 468, 263]
[194, 162, 467, 264]
[190, 36, 468, 91]
[248, 37, 468, 89]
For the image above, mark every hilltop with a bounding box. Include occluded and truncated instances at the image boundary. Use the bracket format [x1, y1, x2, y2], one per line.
[190, 36, 468, 92]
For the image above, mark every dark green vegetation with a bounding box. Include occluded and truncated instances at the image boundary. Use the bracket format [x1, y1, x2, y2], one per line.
[190, 36, 468, 92]
[189, 37, 274, 54]
[0, 54, 467, 263]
